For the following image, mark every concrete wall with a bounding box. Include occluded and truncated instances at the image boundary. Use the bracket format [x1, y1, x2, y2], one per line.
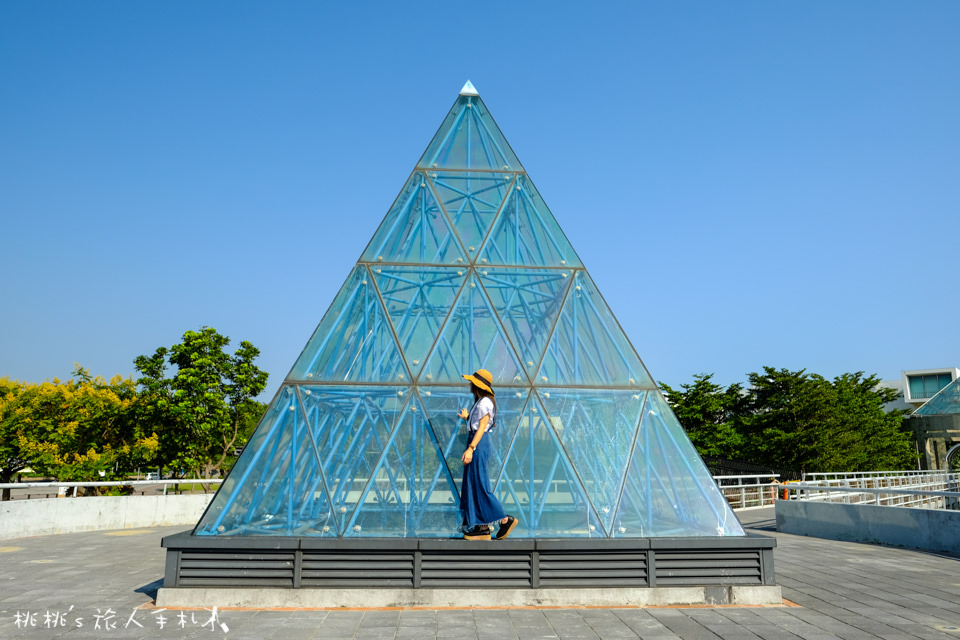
[776, 499, 960, 555]
[0, 494, 213, 539]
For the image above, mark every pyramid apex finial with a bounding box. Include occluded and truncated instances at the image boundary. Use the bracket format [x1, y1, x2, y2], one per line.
[459, 80, 479, 96]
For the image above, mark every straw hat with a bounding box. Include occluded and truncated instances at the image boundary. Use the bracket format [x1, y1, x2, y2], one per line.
[462, 369, 495, 395]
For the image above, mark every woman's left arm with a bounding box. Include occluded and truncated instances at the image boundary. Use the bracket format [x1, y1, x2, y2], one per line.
[461, 414, 490, 464]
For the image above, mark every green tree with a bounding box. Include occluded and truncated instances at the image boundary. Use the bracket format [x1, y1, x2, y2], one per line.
[134, 327, 268, 479]
[740, 367, 915, 473]
[737, 368, 830, 472]
[659, 374, 746, 458]
[826, 372, 914, 471]
[663, 367, 917, 473]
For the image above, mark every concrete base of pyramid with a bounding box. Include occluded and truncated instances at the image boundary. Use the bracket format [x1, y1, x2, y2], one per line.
[156, 584, 783, 608]
[159, 531, 780, 608]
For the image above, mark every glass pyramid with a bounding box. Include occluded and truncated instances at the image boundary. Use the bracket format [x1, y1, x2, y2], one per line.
[194, 82, 745, 538]
[914, 376, 960, 416]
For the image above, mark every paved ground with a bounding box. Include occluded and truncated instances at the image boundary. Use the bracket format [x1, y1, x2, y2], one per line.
[1, 508, 959, 639]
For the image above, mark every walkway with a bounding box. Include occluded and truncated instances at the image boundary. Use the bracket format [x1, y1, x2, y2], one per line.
[1, 508, 958, 639]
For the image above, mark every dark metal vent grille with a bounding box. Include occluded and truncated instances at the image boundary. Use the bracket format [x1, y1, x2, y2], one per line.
[654, 550, 761, 585]
[420, 552, 531, 588]
[539, 551, 647, 587]
[301, 551, 414, 587]
[178, 551, 295, 587]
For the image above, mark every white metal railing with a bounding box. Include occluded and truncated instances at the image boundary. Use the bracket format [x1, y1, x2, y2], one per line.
[4, 475, 779, 509]
[799, 470, 955, 491]
[713, 474, 782, 510]
[804, 470, 950, 483]
[10, 473, 949, 511]
[784, 483, 960, 510]
[0, 479, 224, 498]
[784, 470, 960, 510]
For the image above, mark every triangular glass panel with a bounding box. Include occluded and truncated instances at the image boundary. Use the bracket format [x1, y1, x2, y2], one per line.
[914, 376, 960, 415]
[418, 94, 522, 171]
[361, 172, 466, 265]
[478, 175, 582, 268]
[289, 266, 409, 383]
[614, 393, 744, 537]
[346, 396, 460, 537]
[480, 268, 573, 379]
[372, 266, 466, 377]
[411, 386, 469, 495]
[539, 388, 647, 534]
[538, 271, 653, 387]
[428, 171, 515, 255]
[420, 271, 527, 385]
[195, 386, 336, 536]
[496, 395, 605, 537]
[298, 385, 409, 534]
[416, 386, 529, 498]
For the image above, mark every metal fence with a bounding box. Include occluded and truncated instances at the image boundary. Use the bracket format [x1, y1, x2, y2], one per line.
[15, 473, 952, 512]
[3, 476, 780, 510]
[784, 470, 960, 510]
[714, 474, 782, 510]
[0, 479, 223, 499]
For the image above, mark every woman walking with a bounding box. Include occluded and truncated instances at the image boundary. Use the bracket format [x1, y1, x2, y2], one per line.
[458, 368, 518, 540]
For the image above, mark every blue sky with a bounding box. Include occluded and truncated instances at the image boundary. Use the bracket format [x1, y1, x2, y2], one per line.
[2, 2, 957, 399]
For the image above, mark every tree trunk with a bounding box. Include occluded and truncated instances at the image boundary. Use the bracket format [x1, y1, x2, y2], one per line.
[1, 470, 11, 501]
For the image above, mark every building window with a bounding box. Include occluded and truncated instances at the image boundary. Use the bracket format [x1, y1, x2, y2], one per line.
[908, 374, 953, 400]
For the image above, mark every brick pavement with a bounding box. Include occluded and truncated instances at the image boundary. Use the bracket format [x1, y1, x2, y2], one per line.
[1, 508, 958, 639]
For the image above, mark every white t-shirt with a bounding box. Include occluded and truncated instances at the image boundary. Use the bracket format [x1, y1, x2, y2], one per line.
[468, 396, 496, 433]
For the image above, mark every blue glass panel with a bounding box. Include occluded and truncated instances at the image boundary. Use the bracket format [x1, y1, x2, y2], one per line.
[480, 268, 572, 379]
[496, 395, 604, 537]
[361, 172, 466, 265]
[418, 95, 522, 171]
[372, 266, 466, 377]
[429, 171, 515, 255]
[299, 385, 408, 534]
[417, 386, 529, 499]
[195, 386, 336, 536]
[909, 376, 925, 399]
[290, 266, 409, 383]
[539, 389, 647, 534]
[539, 271, 653, 387]
[915, 376, 960, 415]
[421, 272, 526, 385]
[347, 396, 459, 537]
[478, 176, 582, 268]
[614, 393, 744, 537]
[415, 386, 469, 496]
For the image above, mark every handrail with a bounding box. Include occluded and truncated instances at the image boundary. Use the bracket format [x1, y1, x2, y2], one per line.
[712, 474, 781, 509]
[805, 470, 954, 480]
[786, 483, 960, 499]
[0, 479, 223, 489]
[0, 479, 224, 497]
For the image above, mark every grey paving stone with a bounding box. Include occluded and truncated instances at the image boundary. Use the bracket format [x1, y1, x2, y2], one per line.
[645, 610, 721, 640]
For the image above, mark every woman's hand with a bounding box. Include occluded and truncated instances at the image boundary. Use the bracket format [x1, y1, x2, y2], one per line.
[458, 408, 469, 420]
[461, 447, 473, 464]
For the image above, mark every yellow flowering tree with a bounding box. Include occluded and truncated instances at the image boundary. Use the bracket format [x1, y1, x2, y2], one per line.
[0, 369, 158, 498]
[0, 377, 29, 500]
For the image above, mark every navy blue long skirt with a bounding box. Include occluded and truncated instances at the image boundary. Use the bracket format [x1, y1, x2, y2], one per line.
[459, 432, 506, 528]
